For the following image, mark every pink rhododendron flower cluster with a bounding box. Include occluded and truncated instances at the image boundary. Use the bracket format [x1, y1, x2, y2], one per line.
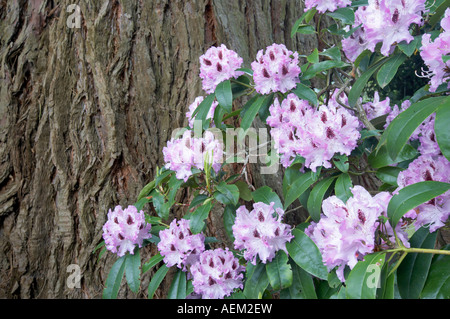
[266, 93, 360, 172]
[396, 155, 450, 232]
[102, 205, 152, 257]
[157, 218, 205, 270]
[304, 0, 351, 13]
[251, 43, 301, 94]
[199, 44, 244, 94]
[190, 248, 245, 299]
[232, 202, 294, 265]
[419, 8, 450, 92]
[163, 130, 223, 182]
[305, 186, 392, 282]
[342, 0, 426, 60]
[185, 96, 219, 128]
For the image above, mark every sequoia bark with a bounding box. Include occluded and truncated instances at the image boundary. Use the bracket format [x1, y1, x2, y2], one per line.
[0, 0, 321, 298]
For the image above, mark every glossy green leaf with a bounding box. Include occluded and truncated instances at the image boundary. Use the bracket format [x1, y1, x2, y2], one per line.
[387, 181, 450, 228]
[398, 36, 421, 57]
[346, 253, 385, 299]
[243, 262, 269, 299]
[291, 9, 317, 37]
[326, 7, 355, 24]
[397, 227, 437, 299]
[280, 259, 317, 299]
[252, 186, 283, 210]
[137, 180, 156, 201]
[286, 228, 328, 280]
[103, 255, 127, 299]
[421, 253, 450, 299]
[168, 268, 187, 299]
[368, 144, 418, 169]
[307, 176, 336, 222]
[125, 249, 141, 293]
[235, 180, 252, 201]
[215, 80, 233, 113]
[188, 194, 209, 209]
[223, 204, 237, 241]
[148, 265, 170, 299]
[334, 173, 353, 202]
[348, 57, 389, 107]
[376, 53, 406, 89]
[214, 181, 239, 206]
[429, 0, 450, 27]
[435, 99, 450, 161]
[283, 171, 315, 210]
[307, 48, 319, 64]
[240, 95, 265, 132]
[189, 201, 213, 234]
[142, 253, 164, 274]
[333, 154, 349, 173]
[375, 166, 404, 186]
[292, 83, 318, 107]
[193, 93, 215, 129]
[381, 96, 447, 160]
[258, 93, 275, 122]
[266, 251, 293, 291]
[301, 60, 349, 80]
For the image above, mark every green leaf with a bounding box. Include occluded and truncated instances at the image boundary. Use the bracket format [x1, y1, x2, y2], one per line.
[333, 154, 349, 173]
[326, 7, 355, 25]
[345, 253, 385, 299]
[291, 9, 317, 37]
[421, 251, 450, 299]
[398, 36, 421, 57]
[376, 166, 404, 186]
[243, 262, 270, 299]
[137, 180, 156, 201]
[381, 96, 448, 160]
[348, 57, 389, 107]
[307, 48, 319, 64]
[376, 53, 407, 89]
[193, 93, 215, 129]
[215, 80, 233, 113]
[387, 181, 450, 228]
[125, 249, 141, 294]
[320, 46, 342, 62]
[283, 171, 315, 210]
[252, 186, 283, 210]
[295, 24, 316, 35]
[368, 144, 418, 169]
[286, 228, 328, 280]
[307, 176, 336, 222]
[292, 83, 318, 107]
[189, 201, 213, 234]
[142, 253, 164, 274]
[435, 99, 450, 161]
[148, 265, 170, 299]
[334, 173, 353, 202]
[168, 268, 187, 299]
[301, 60, 349, 81]
[240, 96, 265, 132]
[429, 0, 450, 28]
[397, 227, 437, 299]
[235, 180, 252, 201]
[266, 251, 293, 290]
[214, 181, 240, 206]
[189, 193, 209, 209]
[258, 93, 276, 123]
[223, 204, 237, 242]
[103, 255, 127, 299]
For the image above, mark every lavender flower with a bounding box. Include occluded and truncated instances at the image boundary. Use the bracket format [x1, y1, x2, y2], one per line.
[232, 202, 294, 265]
[304, 0, 351, 13]
[102, 205, 152, 257]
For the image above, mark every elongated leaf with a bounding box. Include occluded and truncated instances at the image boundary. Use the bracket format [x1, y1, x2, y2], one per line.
[286, 228, 328, 280]
[235, 180, 252, 201]
[326, 7, 355, 24]
[348, 57, 389, 107]
[333, 154, 349, 173]
[243, 262, 269, 299]
[168, 268, 187, 299]
[375, 166, 404, 186]
[258, 93, 275, 122]
[429, 0, 450, 28]
[142, 253, 164, 274]
[368, 144, 418, 169]
[334, 173, 353, 202]
[214, 181, 239, 206]
[266, 251, 293, 290]
[435, 98, 450, 161]
[291, 8, 317, 38]
[223, 204, 237, 241]
[240, 96, 265, 132]
[346, 253, 385, 299]
[398, 36, 421, 57]
[301, 60, 349, 80]
[283, 171, 315, 209]
[421, 253, 450, 299]
[148, 265, 170, 299]
[103, 255, 127, 299]
[137, 180, 156, 201]
[307, 176, 336, 222]
[376, 53, 406, 88]
[188, 194, 209, 209]
[125, 249, 141, 293]
[190, 201, 213, 234]
[293, 83, 318, 107]
[193, 93, 215, 129]
[215, 80, 233, 113]
[387, 181, 450, 228]
[252, 186, 283, 210]
[383, 96, 447, 160]
[397, 227, 437, 299]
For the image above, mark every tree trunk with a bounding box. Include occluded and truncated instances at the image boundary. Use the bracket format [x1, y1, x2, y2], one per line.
[0, 0, 322, 299]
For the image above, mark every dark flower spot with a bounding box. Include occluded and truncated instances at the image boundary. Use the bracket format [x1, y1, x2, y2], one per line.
[127, 215, 134, 225]
[208, 277, 216, 286]
[358, 209, 366, 225]
[263, 68, 270, 78]
[118, 233, 125, 240]
[203, 58, 212, 66]
[392, 9, 399, 23]
[282, 64, 288, 75]
[269, 51, 275, 61]
[326, 127, 335, 139]
[290, 100, 296, 112]
[216, 62, 222, 72]
[258, 211, 265, 222]
[253, 229, 260, 238]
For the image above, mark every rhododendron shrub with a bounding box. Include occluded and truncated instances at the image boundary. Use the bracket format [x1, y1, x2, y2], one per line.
[99, 1, 450, 300]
